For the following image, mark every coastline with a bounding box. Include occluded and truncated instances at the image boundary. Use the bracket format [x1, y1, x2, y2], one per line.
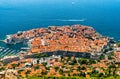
[0, 24, 116, 60]
[0, 25, 118, 78]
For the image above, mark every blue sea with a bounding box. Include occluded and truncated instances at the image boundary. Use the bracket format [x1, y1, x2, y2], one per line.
[0, 0, 120, 56]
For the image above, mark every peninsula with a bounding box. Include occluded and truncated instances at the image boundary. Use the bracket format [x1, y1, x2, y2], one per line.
[1, 24, 119, 79]
[4, 24, 109, 54]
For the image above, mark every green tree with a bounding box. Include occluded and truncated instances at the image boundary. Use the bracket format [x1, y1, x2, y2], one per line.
[59, 69, 63, 75]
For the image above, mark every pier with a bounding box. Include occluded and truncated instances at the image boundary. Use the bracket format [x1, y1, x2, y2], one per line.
[0, 40, 5, 43]
[21, 47, 30, 50]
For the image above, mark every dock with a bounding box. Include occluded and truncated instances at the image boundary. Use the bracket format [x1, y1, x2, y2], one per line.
[0, 40, 5, 43]
[0, 46, 20, 58]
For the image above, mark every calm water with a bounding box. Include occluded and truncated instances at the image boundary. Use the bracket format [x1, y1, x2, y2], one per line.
[0, 0, 120, 49]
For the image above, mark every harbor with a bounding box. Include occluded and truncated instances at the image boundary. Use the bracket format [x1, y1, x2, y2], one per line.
[0, 46, 20, 58]
[0, 39, 28, 59]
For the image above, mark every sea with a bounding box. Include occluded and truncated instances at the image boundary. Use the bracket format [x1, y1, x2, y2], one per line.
[0, 0, 120, 57]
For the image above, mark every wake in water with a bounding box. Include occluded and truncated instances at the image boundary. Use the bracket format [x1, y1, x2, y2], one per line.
[56, 19, 86, 22]
[42, 19, 86, 22]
